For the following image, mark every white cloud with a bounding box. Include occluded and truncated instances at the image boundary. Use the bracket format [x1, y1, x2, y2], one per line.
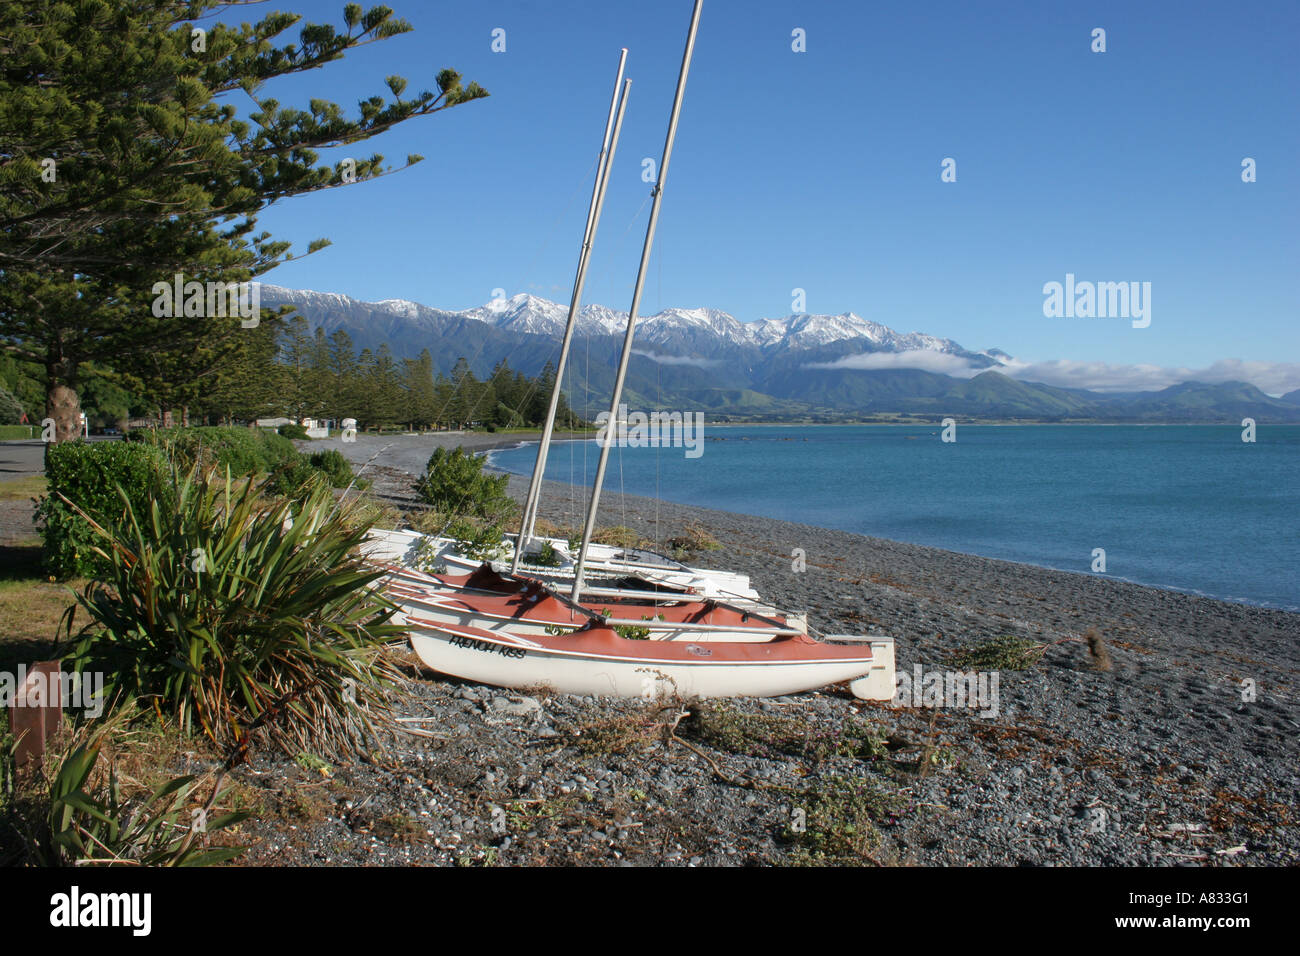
[998, 358, 1300, 396]
[632, 349, 723, 368]
[803, 351, 1300, 396]
[804, 350, 986, 377]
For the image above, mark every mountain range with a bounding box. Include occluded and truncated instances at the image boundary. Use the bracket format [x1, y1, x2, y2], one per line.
[258, 284, 1300, 423]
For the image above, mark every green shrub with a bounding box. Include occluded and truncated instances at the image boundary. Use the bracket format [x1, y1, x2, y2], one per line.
[0, 386, 24, 426]
[443, 516, 509, 561]
[263, 456, 324, 499]
[128, 426, 296, 476]
[264, 449, 358, 499]
[529, 541, 563, 567]
[781, 776, 904, 865]
[611, 623, 651, 641]
[62, 465, 406, 759]
[308, 449, 355, 489]
[686, 703, 887, 763]
[414, 447, 515, 522]
[278, 422, 309, 440]
[36, 440, 170, 578]
[0, 424, 35, 441]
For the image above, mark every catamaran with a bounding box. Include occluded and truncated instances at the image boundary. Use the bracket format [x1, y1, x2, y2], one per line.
[382, 563, 803, 643]
[387, 0, 896, 700]
[364, 526, 767, 606]
[406, 615, 895, 701]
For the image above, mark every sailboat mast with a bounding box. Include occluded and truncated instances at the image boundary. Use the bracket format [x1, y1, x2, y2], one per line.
[513, 51, 630, 571]
[571, 0, 703, 600]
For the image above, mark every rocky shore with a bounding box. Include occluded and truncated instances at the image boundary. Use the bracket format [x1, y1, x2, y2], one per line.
[227, 432, 1299, 866]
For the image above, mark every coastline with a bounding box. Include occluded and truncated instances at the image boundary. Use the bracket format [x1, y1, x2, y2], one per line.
[313, 431, 1300, 865]
[483, 432, 1296, 613]
[338, 431, 1300, 630]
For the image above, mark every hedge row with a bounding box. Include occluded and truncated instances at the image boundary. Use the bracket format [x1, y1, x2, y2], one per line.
[41, 428, 355, 578]
[127, 426, 297, 475]
[36, 441, 170, 578]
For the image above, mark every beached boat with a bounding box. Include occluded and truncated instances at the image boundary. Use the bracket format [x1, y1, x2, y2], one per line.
[406, 614, 895, 700]
[383, 567, 800, 643]
[363, 526, 772, 608]
[467, 538, 760, 603]
[384, 0, 897, 702]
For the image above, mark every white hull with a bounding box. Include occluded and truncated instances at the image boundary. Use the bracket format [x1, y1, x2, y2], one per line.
[407, 620, 890, 700]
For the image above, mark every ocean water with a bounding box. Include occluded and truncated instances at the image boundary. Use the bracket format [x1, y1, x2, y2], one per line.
[488, 425, 1300, 611]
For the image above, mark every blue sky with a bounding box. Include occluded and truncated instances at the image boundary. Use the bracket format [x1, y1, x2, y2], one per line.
[229, 0, 1299, 392]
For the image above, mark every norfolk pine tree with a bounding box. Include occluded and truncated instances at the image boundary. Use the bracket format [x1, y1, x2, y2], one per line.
[0, 0, 487, 440]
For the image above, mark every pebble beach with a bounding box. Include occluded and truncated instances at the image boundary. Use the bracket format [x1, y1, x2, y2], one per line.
[231, 433, 1300, 865]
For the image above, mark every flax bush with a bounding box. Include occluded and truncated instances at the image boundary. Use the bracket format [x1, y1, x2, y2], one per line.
[60, 465, 405, 759]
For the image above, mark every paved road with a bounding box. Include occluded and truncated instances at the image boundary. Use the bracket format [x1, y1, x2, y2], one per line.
[0, 437, 118, 479]
[0, 432, 568, 483]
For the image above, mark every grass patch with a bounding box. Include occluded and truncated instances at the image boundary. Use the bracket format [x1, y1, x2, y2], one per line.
[0, 560, 81, 669]
[1, 709, 247, 866]
[573, 706, 680, 756]
[505, 795, 579, 834]
[371, 811, 426, 846]
[950, 634, 1045, 671]
[781, 775, 905, 866]
[1084, 627, 1113, 671]
[278, 789, 333, 825]
[530, 517, 576, 539]
[339, 494, 401, 535]
[591, 525, 650, 550]
[667, 523, 722, 558]
[683, 702, 888, 765]
[0, 475, 45, 502]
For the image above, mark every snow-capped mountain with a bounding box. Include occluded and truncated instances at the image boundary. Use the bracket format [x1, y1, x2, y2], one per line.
[253, 284, 1300, 422]
[259, 283, 1007, 366]
[446, 290, 1001, 364]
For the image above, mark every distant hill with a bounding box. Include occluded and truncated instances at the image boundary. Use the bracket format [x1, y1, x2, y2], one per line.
[258, 285, 1300, 423]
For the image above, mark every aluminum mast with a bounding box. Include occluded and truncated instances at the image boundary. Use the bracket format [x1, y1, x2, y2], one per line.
[571, 0, 703, 599]
[513, 50, 630, 571]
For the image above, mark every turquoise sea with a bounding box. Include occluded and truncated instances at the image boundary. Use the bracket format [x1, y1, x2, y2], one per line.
[489, 424, 1300, 611]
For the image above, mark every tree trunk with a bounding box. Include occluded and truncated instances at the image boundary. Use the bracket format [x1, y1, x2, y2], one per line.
[44, 342, 81, 445]
[45, 382, 81, 444]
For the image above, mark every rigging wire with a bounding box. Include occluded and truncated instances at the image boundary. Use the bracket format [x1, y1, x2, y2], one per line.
[560, 185, 655, 541]
[655, 230, 662, 550]
[424, 153, 601, 433]
[402, 156, 601, 542]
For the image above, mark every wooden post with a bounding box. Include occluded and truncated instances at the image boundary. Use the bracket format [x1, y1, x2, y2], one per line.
[8, 662, 63, 767]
